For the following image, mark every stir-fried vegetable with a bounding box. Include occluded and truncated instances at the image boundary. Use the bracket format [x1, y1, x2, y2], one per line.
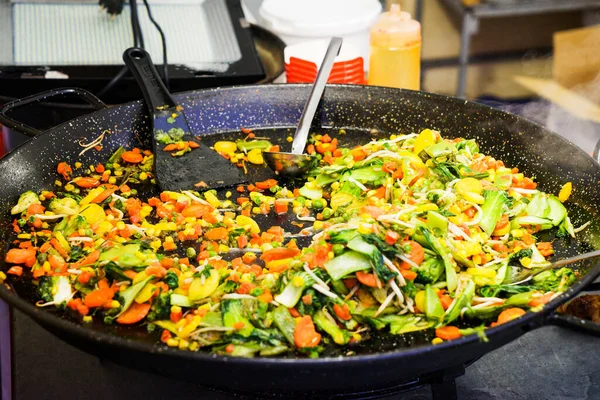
[2, 129, 585, 357]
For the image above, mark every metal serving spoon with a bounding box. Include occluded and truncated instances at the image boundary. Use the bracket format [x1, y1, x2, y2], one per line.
[509, 249, 600, 286]
[263, 37, 343, 178]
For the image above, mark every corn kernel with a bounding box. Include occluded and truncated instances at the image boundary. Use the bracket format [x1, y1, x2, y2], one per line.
[39, 195, 46, 201]
[41, 222, 49, 229]
[286, 136, 294, 143]
[108, 177, 117, 184]
[0, 271, 7, 282]
[166, 338, 179, 347]
[432, 337, 444, 345]
[520, 257, 532, 268]
[165, 236, 174, 243]
[188, 341, 199, 351]
[114, 170, 123, 177]
[171, 305, 182, 314]
[113, 162, 121, 168]
[119, 284, 129, 292]
[135, 251, 147, 261]
[352, 333, 362, 341]
[55, 180, 63, 187]
[219, 244, 230, 253]
[116, 221, 126, 230]
[64, 184, 75, 192]
[17, 233, 31, 239]
[328, 251, 335, 260]
[558, 182, 572, 203]
[292, 276, 305, 287]
[108, 300, 119, 309]
[42, 261, 51, 272]
[82, 316, 93, 323]
[139, 172, 148, 181]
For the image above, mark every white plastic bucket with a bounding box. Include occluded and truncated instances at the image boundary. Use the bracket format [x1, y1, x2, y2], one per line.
[258, 0, 382, 71]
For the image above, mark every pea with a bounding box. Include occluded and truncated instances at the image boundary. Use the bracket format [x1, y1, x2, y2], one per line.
[321, 207, 333, 219]
[312, 198, 325, 210]
[296, 196, 306, 205]
[186, 247, 197, 259]
[332, 244, 345, 256]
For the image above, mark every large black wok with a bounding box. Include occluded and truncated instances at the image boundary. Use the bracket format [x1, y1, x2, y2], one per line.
[1, 85, 600, 396]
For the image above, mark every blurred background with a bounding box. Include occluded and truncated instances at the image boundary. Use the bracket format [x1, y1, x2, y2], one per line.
[0, 0, 599, 150]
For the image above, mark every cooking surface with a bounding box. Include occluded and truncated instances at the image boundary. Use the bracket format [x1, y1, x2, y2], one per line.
[11, 308, 600, 400]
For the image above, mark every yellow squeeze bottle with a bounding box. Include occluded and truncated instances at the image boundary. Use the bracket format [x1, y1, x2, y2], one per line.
[368, 4, 421, 90]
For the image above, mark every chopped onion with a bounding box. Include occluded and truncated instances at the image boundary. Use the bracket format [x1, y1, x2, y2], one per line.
[373, 292, 395, 318]
[574, 221, 591, 233]
[182, 190, 213, 207]
[448, 222, 473, 241]
[303, 263, 330, 289]
[68, 236, 93, 242]
[221, 293, 256, 300]
[347, 177, 368, 191]
[33, 214, 67, 220]
[462, 203, 483, 226]
[396, 254, 419, 271]
[296, 214, 316, 222]
[67, 269, 82, 275]
[510, 187, 538, 195]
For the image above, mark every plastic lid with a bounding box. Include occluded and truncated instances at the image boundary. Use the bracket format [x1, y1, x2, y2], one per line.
[370, 4, 421, 48]
[259, 0, 382, 37]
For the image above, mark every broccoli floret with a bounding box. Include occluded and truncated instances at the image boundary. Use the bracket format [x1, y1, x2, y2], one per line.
[415, 257, 444, 284]
[147, 292, 171, 321]
[11, 191, 41, 215]
[49, 197, 80, 215]
[164, 270, 179, 289]
[509, 249, 533, 263]
[532, 267, 575, 292]
[38, 276, 72, 307]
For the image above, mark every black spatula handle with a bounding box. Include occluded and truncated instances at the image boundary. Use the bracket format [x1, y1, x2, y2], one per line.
[123, 47, 176, 111]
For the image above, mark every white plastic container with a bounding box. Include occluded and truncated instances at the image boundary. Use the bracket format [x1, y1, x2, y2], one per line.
[258, 0, 382, 71]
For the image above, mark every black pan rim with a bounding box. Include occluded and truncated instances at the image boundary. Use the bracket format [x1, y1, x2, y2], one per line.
[1, 84, 600, 367]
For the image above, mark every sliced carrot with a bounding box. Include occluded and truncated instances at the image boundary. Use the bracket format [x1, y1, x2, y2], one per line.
[77, 271, 94, 285]
[537, 242, 554, 257]
[145, 265, 167, 279]
[92, 188, 116, 204]
[494, 214, 509, 231]
[73, 177, 100, 188]
[361, 206, 385, 219]
[236, 282, 256, 295]
[528, 293, 554, 308]
[7, 266, 23, 276]
[5, 248, 37, 267]
[121, 151, 144, 164]
[205, 227, 228, 241]
[188, 141, 200, 148]
[255, 179, 278, 190]
[333, 303, 352, 321]
[351, 147, 367, 161]
[182, 204, 213, 218]
[116, 302, 151, 325]
[260, 247, 300, 262]
[84, 288, 114, 308]
[57, 162, 72, 180]
[343, 278, 358, 289]
[74, 250, 100, 267]
[495, 307, 526, 324]
[435, 326, 462, 340]
[398, 241, 425, 269]
[26, 203, 45, 216]
[439, 294, 453, 310]
[356, 271, 378, 288]
[400, 269, 418, 281]
[294, 315, 322, 348]
[48, 254, 67, 272]
[274, 200, 289, 215]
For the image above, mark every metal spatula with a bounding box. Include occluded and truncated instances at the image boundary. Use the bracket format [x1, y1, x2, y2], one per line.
[123, 48, 247, 192]
[509, 249, 600, 286]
